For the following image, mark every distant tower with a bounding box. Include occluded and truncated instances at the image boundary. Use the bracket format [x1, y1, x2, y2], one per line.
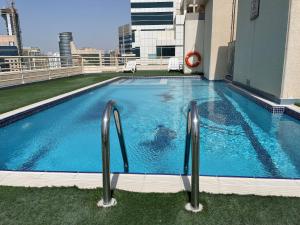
[0, 0, 23, 55]
[59, 32, 73, 67]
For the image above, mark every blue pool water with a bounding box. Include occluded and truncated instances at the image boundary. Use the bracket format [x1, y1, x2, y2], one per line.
[0, 78, 300, 178]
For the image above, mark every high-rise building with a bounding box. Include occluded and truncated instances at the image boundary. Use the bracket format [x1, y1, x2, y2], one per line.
[130, 0, 184, 60]
[59, 32, 104, 67]
[118, 24, 134, 57]
[58, 32, 73, 67]
[0, 0, 23, 56]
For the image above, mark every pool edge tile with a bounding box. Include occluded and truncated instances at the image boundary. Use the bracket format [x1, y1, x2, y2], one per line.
[1, 172, 299, 197]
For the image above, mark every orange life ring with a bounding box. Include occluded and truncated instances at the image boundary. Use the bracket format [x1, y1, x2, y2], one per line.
[185, 51, 202, 68]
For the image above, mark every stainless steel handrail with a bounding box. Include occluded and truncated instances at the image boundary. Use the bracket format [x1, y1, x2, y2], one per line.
[98, 100, 129, 208]
[184, 100, 203, 213]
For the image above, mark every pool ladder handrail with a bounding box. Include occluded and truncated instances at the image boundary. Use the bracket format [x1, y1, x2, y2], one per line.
[98, 100, 129, 208]
[184, 100, 203, 212]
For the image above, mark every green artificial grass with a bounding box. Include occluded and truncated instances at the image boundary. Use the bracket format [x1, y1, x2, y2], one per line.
[0, 71, 183, 114]
[295, 102, 300, 107]
[0, 186, 299, 225]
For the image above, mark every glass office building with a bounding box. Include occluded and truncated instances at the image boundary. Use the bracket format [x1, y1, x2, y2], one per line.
[118, 24, 134, 56]
[130, 0, 184, 60]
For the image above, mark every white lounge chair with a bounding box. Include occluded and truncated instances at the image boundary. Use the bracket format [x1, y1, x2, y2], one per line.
[123, 60, 137, 73]
[168, 57, 182, 72]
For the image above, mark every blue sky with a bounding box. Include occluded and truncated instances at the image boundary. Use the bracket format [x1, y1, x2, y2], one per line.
[0, 0, 131, 53]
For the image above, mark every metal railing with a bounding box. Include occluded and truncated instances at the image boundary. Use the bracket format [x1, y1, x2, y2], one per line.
[0, 55, 182, 73]
[80, 56, 183, 73]
[0, 56, 82, 88]
[184, 100, 203, 213]
[0, 55, 183, 87]
[0, 56, 81, 72]
[97, 100, 129, 208]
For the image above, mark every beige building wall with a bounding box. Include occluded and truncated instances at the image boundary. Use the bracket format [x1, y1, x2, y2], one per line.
[0, 35, 17, 46]
[281, 0, 300, 101]
[203, 0, 232, 80]
[184, 14, 205, 74]
[203, 0, 212, 77]
[233, 0, 290, 101]
[70, 42, 103, 56]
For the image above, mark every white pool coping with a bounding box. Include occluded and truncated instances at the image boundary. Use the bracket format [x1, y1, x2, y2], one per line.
[1, 75, 300, 197]
[0, 171, 299, 197]
[287, 105, 300, 114]
[0, 76, 121, 122]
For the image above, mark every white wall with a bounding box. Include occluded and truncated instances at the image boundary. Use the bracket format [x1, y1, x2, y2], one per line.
[203, 0, 232, 80]
[203, 0, 212, 77]
[184, 15, 205, 74]
[281, 0, 300, 101]
[233, 0, 290, 100]
[135, 30, 176, 58]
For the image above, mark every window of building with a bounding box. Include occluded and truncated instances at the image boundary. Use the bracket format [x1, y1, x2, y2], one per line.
[156, 46, 175, 57]
[132, 47, 140, 57]
[131, 12, 174, 26]
[132, 30, 135, 42]
[131, 2, 173, 8]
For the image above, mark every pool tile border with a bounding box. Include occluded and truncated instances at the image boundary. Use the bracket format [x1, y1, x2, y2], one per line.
[285, 105, 300, 120]
[228, 83, 300, 120]
[0, 171, 299, 197]
[228, 83, 286, 114]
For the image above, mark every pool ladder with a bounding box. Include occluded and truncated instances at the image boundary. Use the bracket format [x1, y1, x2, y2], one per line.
[98, 100, 202, 212]
[97, 100, 129, 208]
[183, 100, 203, 212]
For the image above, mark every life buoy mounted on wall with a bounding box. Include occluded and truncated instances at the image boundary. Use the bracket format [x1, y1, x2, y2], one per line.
[185, 51, 202, 68]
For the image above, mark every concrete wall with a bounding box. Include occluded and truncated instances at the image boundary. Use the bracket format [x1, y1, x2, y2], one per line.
[184, 14, 205, 74]
[281, 0, 300, 101]
[203, 0, 212, 77]
[233, 0, 290, 101]
[204, 0, 232, 80]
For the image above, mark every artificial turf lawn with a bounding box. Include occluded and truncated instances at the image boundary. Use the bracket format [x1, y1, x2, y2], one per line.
[0, 186, 299, 225]
[0, 71, 182, 114]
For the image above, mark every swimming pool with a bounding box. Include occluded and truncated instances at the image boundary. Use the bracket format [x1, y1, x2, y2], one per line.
[0, 78, 300, 179]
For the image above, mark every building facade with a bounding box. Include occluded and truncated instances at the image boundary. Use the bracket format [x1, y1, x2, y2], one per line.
[47, 52, 61, 69]
[0, 2, 23, 56]
[118, 24, 134, 56]
[23, 47, 41, 56]
[58, 32, 73, 67]
[130, 0, 184, 60]
[0, 45, 18, 72]
[59, 32, 104, 67]
[70, 38, 103, 67]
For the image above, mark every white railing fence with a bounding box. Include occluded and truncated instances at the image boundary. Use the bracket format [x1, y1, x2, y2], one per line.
[80, 56, 183, 73]
[0, 55, 182, 87]
[0, 56, 82, 87]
